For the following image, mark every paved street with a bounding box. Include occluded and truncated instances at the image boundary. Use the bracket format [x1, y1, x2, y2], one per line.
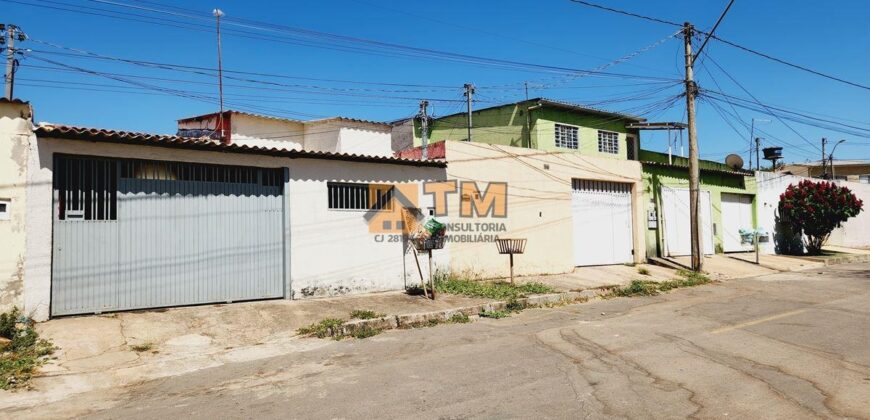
[10, 263, 870, 419]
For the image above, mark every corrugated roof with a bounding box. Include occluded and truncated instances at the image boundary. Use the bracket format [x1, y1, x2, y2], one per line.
[34, 123, 446, 168]
[640, 160, 753, 176]
[433, 97, 646, 122]
[177, 110, 389, 127]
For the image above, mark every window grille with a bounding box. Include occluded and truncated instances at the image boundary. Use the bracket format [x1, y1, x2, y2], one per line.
[554, 124, 579, 149]
[327, 182, 394, 211]
[598, 130, 620, 154]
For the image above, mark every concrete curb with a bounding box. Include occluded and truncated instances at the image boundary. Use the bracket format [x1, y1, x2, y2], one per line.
[336, 289, 614, 338]
[800, 253, 870, 266]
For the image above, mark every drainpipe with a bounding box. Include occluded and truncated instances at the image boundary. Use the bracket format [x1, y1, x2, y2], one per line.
[526, 102, 542, 149]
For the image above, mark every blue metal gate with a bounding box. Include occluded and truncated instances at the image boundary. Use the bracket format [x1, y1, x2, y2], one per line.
[51, 155, 285, 316]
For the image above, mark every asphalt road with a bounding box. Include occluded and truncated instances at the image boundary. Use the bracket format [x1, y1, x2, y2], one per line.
[16, 263, 870, 419]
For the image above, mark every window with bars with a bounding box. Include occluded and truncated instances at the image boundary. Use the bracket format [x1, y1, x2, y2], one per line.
[554, 124, 579, 149]
[327, 182, 394, 211]
[56, 156, 118, 221]
[597, 130, 620, 154]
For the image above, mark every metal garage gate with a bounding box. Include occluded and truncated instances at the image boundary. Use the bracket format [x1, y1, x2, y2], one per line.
[572, 180, 634, 266]
[660, 186, 715, 256]
[721, 193, 754, 253]
[51, 155, 286, 316]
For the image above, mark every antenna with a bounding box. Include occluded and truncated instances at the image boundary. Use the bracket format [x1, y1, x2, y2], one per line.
[213, 8, 225, 142]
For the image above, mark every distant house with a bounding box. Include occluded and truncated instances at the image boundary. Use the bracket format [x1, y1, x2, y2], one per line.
[781, 160, 870, 183]
[177, 110, 395, 157]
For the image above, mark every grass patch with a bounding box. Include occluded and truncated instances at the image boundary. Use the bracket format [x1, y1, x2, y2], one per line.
[297, 318, 345, 340]
[637, 267, 650, 276]
[479, 309, 510, 319]
[1, 307, 56, 390]
[610, 270, 713, 298]
[349, 309, 385, 320]
[350, 325, 383, 339]
[129, 343, 153, 352]
[448, 313, 470, 324]
[435, 276, 555, 301]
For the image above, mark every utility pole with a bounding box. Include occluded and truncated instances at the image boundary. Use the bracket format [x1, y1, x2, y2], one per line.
[821, 137, 828, 179]
[213, 9, 226, 142]
[683, 22, 702, 272]
[524, 81, 529, 100]
[3, 24, 25, 100]
[419, 100, 429, 160]
[464, 83, 474, 142]
[755, 137, 761, 171]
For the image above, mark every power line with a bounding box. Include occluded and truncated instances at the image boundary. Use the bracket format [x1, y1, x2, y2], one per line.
[565, 0, 870, 91]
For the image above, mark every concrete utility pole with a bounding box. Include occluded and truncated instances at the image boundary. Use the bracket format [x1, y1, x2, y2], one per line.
[755, 137, 761, 171]
[830, 139, 846, 180]
[419, 100, 429, 160]
[213, 9, 226, 141]
[821, 137, 828, 179]
[3, 24, 25, 100]
[683, 23, 703, 272]
[464, 83, 475, 142]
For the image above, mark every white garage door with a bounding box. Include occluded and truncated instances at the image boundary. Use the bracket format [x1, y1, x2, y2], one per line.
[660, 187, 714, 256]
[572, 180, 634, 266]
[721, 193, 754, 252]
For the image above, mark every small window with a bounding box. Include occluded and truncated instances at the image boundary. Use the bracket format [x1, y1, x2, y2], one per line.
[327, 182, 394, 211]
[56, 157, 117, 221]
[598, 130, 619, 154]
[554, 124, 579, 149]
[0, 198, 9, 221]
[859, 175, 870, 184]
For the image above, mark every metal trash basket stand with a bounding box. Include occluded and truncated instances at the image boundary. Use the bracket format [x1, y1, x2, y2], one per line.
[495, 238, 527, 284]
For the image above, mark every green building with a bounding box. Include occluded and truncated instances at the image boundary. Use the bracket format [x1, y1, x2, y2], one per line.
[639, 150, 757, 259]
[406, 98, 644, 161]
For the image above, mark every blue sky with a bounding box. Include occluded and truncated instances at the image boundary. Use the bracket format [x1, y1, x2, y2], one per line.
[6, 0, 869, 164]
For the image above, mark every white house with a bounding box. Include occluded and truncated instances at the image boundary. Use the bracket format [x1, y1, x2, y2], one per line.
[177, 111, 395, 157]
[0, 100, 445, 321]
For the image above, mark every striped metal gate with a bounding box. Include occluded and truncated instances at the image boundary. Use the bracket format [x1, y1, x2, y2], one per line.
[51, 155, 286, 316]
[572, 179, 634, 266]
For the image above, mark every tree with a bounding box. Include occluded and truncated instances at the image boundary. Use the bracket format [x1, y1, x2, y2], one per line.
[777, 180, 863, 255]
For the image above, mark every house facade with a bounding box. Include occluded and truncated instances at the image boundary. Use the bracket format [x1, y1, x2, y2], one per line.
[781, 160, 870, 184]
[177, 110, 395, 157]
[394, 98, 643, 161]
[0, 100, 445, 321]
[639, 150, 757, 258]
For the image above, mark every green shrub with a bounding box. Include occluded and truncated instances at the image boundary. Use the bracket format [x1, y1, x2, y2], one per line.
[297, 318, 345, 339]
[350, 325, 383, 339]
[434, 276, 554, 301]
[0, 308, 56, 390]
[448, 313, 470, 324]
[349, 310, 385, 320]
[637, 267, 650, 276]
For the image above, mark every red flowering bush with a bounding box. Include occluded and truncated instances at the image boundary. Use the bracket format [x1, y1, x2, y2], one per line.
[778, 180, 863, 255]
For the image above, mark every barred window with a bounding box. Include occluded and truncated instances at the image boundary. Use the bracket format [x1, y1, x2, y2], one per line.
[327, 182, 394, 211]
[56, 156, 118, 221]
[554, 124, 579, 149]
[598, 130, 620, 154]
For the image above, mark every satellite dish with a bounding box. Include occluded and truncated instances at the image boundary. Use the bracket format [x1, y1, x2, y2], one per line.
[725, 154, 744, 170]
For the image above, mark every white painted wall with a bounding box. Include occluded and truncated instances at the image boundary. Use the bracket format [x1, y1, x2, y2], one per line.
[302, 122, 340, 153]
[756, 171, 870, 253]
[21, 132, 445, 320]
[338, 126, 393, 157]
[0, 102, 32, 314]
[230, 114, 304, 150]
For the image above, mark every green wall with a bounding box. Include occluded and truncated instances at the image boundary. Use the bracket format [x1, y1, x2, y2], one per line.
[641, 160, 757, 258]
[415, 101, 640, 160]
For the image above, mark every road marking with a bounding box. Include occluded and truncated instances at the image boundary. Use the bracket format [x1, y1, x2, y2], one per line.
[710, 309, 807, 334]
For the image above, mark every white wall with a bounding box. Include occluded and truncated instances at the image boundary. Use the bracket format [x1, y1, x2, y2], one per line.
[0, 102, 32, 314]
[303, 122, 340, 153]
[338, 126, 393, 157]
[23, 134, 445, 320]
[756, 171, 870, 253]
[230, 114, 305, 150]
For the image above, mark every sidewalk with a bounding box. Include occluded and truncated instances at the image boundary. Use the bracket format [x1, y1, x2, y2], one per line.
[4, 248, 866, 410]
